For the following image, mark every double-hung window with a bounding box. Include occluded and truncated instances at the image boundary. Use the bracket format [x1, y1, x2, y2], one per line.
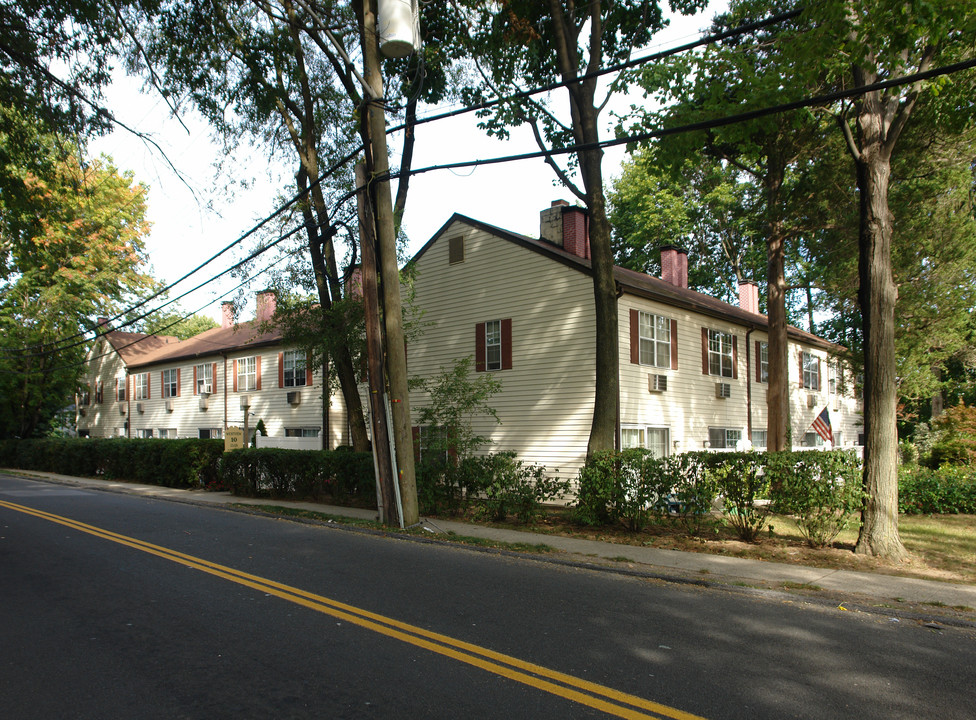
[282, 350, 308, 387]
[620, 426, 671, 459]
[757, 342, 769, 383]
[195, 363, 213, 394]
[639, 312, 671, 368]
[237, 357, 257, 392]
[475, 319, 512, 372]
[162, 368, 179, 398]
[134, 373, 150, 400]
[117, 373, 127, 401]
[802, 352, 820, 391]
[706, 330, 735, 378]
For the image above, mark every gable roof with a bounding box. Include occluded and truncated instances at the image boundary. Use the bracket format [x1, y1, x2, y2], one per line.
[414, 213, 841, 352]
[124, 319, 284, 370]
[103, 330, 179, 364]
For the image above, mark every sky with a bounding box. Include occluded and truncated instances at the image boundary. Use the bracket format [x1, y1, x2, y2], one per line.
[90, 4, 727, 324]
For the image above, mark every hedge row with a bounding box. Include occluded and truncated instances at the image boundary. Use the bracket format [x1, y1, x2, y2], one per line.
[0, 437, 375, 502]
[0, 437, 224, 489]
[576, 449, 864, 546]
[898, 464, 976, 514]
[220, 447, 374, 501]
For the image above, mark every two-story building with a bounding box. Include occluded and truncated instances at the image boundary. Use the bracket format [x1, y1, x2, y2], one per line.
[76, 292, 351, 449]
[404, 200, 862, 479]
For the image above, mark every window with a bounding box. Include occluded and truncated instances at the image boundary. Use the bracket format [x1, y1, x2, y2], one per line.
[198, 428, 223, 440]
[195, 363, 213, 395]
[116, 374, 127, 402]
[162, 368, 179, 398]
[413, 425, 448, 465]
[236, 356, 258, 391]
[757, 342, 769, 383]
[134, 373, 150, 400]
[620, 426, 670, 458]
[284, 427, 320, 438]
[475, 319, 512, 372]
[157, 428, 178, 439]
[802, 352, 821, 390]
[703, 329, 736, 378]
[802, 431, 825, 448]
[282, 350, 308, 387]
[78, 386, 91, 406]
[638, 312, 671, 367]
[94, 381, 103, 404]
[136, 428, 154, 439]
[828, 361, 845, 396]
[708, 427, 742, 449]
[751, 430, 768, 449]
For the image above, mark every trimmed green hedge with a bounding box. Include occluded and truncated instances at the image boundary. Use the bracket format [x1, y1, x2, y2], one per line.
[899, 464, 976, 514]
[0, 437, 225, 488]
[219, 446, 374, 501]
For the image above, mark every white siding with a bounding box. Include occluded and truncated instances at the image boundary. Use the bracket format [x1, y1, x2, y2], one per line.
[406, 223, 597, 479]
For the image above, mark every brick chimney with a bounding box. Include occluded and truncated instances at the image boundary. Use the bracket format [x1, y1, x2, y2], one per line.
[255, 289, 277, 323]
[738, 279, 760, 314]
[221, 301, 236, 329]
[540, 200, 590, 259]
[660, 245, 688, 289]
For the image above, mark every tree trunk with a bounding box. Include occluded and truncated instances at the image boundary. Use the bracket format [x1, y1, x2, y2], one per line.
[765, 155, 789, 453]
[853, 139, 906, 560]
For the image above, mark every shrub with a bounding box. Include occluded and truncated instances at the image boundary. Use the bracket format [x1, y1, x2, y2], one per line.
[616, 448, 667, 532]
[659, 452, 718, 535]
[219, 447, 374, 501]
[898, 464, 976, 514]
[574, 450, 621, 526]
[477, 451, 568, 524]
[709, 452, 770, 542]
[769, 450, 863, 547]
[927, 403, 976, 468]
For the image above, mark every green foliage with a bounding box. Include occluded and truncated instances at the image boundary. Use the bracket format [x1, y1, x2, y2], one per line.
[219, 447, 374, 501]
[898, 464, 976, 515]
[0, 437, 224, 489]
[769, 450, 864, 547]
[709, 452, 771, 542]
[476, 452, 568, 525]
[416, 453, 487, 516]
[139, 308, 218, 340]
[575, 450, 718, 534]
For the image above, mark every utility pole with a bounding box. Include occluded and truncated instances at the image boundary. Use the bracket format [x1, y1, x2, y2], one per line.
[356, 163, 399, 526]
[359, 0, 419, 526]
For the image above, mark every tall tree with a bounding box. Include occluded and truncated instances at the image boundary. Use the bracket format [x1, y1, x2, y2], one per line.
[462, 0, 704, 456]
[0, 138, 155, 438]
[804, 0, 976, 559]
[626, 0, 833, 452]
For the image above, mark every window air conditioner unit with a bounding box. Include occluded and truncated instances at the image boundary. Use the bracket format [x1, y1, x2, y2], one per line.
[199, 396, 209, 411]
[239, 395, 250, 410]
[648, 374, 668, 393]
[119, 403, 126, 415]
[165, 398, 174, 412]
[78, 407, 86, 417]
[807, 394, 817, 409]
[136, 402, 144, 413]
[286, 391, 301, 406]
[715, 382, 731, 399]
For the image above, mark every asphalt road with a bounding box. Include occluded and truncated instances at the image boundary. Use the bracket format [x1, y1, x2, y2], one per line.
[1, 473, 973, 719]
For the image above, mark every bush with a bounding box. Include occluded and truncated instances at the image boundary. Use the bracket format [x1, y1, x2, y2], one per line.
[476, 452, 568, 524]
[0, 437, 224, 488]
[659, 452, 718, 535]
[709, 452, 770, 542]
[769, 450, 863, 547]
[898, 464, 976, 514]
[574, 450, 622, 526]
[220, 447, 374, 501]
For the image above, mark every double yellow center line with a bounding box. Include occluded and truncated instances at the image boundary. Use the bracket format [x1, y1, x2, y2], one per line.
[1, 499, 705, 720]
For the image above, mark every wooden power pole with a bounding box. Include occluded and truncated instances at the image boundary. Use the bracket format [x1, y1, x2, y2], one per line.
[359, 0, 419, 526]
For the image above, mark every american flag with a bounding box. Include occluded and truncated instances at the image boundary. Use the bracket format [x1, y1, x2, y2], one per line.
[810, 407, 833, 444]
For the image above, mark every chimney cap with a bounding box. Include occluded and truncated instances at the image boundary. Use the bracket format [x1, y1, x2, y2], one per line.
[659, 244, 688, 254]
[551, 199, 570, 208]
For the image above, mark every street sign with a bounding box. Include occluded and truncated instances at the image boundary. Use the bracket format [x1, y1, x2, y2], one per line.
[224, 426, 245, 452]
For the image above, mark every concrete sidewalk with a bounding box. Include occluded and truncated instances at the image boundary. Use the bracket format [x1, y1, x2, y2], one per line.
[5, 469, 976, 615]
